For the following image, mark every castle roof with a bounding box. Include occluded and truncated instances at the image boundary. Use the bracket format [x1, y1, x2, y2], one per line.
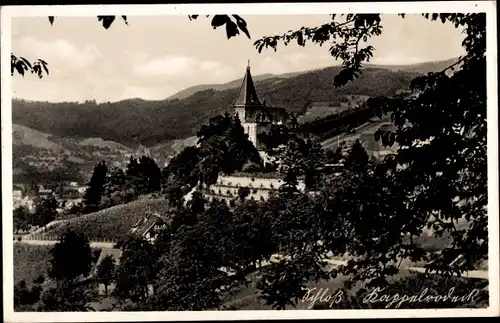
[233, 64, 262, 107]
[243, 106, 288, 123]
[233, 62, 288, 124]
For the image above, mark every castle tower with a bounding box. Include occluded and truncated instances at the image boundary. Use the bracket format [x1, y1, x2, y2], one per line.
[233, 61, 262, 122]
[233, 62, 268, 149]
[233, 62, 288, 164]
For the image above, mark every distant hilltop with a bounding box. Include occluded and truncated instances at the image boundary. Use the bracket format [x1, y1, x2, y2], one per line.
[165, 57, 458, 101]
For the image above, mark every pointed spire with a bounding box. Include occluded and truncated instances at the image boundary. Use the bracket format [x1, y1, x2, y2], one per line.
[233, 62, 262, 107]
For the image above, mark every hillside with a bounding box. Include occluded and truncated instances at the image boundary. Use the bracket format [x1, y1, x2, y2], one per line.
[12, 66, 422, 147]
[12, 124, 63, 151]
[365, 57, 458, 74]
[165, 58, 458, 101]
[166, 70, 310, 101]
[12, 58, 460, 149]
[150, 136, 198, 158]
[41, 198, 171, 241]
[78, 137, 132, 151]
[12, 123, 138, 184]
[12, 123, 133, 152]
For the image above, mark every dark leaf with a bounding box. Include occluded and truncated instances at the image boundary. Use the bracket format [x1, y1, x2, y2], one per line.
[225, 20, 239, 39]
[297, 32, 304, 46]
[233, 15, 250, 39]
[32, 64, 40, 77]
[48, 16, 55, 25]
[98, 16, 116, 29]
[19, 57, 32, 69]
[211, 15, 230, 29]
[40, 60, 49, 75]
[15, 62, 25, 76]
[122, 16, 128, 25]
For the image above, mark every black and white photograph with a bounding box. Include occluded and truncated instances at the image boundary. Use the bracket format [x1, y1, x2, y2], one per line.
[1, 2, 498, 321]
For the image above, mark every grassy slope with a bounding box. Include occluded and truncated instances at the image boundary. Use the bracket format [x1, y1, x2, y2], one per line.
[12, 124, 63, 150]
[42, 198, 171, 241]
[13, 244, 52, 284]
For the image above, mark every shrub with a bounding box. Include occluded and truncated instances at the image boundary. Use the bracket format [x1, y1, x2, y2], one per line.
[33, 275, 45, 285]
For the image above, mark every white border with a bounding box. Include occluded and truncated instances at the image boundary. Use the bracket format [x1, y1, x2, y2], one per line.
[1, 2, 498, 321]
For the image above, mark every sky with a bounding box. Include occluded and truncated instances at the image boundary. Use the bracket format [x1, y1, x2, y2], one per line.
[11, 14, 466, 103]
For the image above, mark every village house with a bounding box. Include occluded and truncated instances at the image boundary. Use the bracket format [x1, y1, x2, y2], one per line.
[13, 189, 23, 202]
[37, 185, 54, 197]
[129, 212, 171, 243]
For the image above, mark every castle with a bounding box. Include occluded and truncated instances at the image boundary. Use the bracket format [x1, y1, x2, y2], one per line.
[195, 63, 306, 204]
[233, 62, 288, 161]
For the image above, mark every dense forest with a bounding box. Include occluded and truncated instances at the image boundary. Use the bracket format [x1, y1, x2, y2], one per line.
[13, 66, 421, 147]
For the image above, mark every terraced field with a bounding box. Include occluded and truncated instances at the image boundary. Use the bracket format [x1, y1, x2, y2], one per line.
[41, 198, 171, 242]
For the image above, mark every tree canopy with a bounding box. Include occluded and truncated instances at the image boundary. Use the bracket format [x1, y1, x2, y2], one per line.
[49, 229, 93, 282]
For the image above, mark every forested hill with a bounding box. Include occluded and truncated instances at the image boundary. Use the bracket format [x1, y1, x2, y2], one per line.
[12, 60, 454, 147]
[166, 71, 306, 101]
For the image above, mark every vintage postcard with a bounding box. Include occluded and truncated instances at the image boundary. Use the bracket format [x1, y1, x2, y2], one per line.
[1, 1, 499, 321]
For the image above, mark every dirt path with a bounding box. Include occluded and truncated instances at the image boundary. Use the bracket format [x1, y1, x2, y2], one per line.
[14, 240, 115, 249]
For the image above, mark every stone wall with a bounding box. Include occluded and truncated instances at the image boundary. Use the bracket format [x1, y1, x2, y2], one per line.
[205, 174, 305, 202]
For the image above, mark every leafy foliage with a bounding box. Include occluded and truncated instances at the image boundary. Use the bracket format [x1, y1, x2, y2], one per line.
[197, 113, 262, 186]
[83, 161, 108, 213]
[370, 13, 487, 275]
[257, 192, 330, 309]
[113, 236, 157, 306]
[345, 139, 369, 171]
[14, 280, 43, 310]
[162, 146, 201, 207]
[189, 14, 251, 39]
[96, 255, 116, 296]
[253, 14, 382, 87]
[38, 282, 97, 312]
[125, 156, 161, 195]
[49, 229, 93, 281]
[260, 121, 326, 191]
[13, 206, 31, 233]
[11, 54, 49, 78]
[32, 195, 59, 227]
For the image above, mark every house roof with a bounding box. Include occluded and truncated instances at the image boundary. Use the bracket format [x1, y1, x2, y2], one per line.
[129, 212, 171, 237]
